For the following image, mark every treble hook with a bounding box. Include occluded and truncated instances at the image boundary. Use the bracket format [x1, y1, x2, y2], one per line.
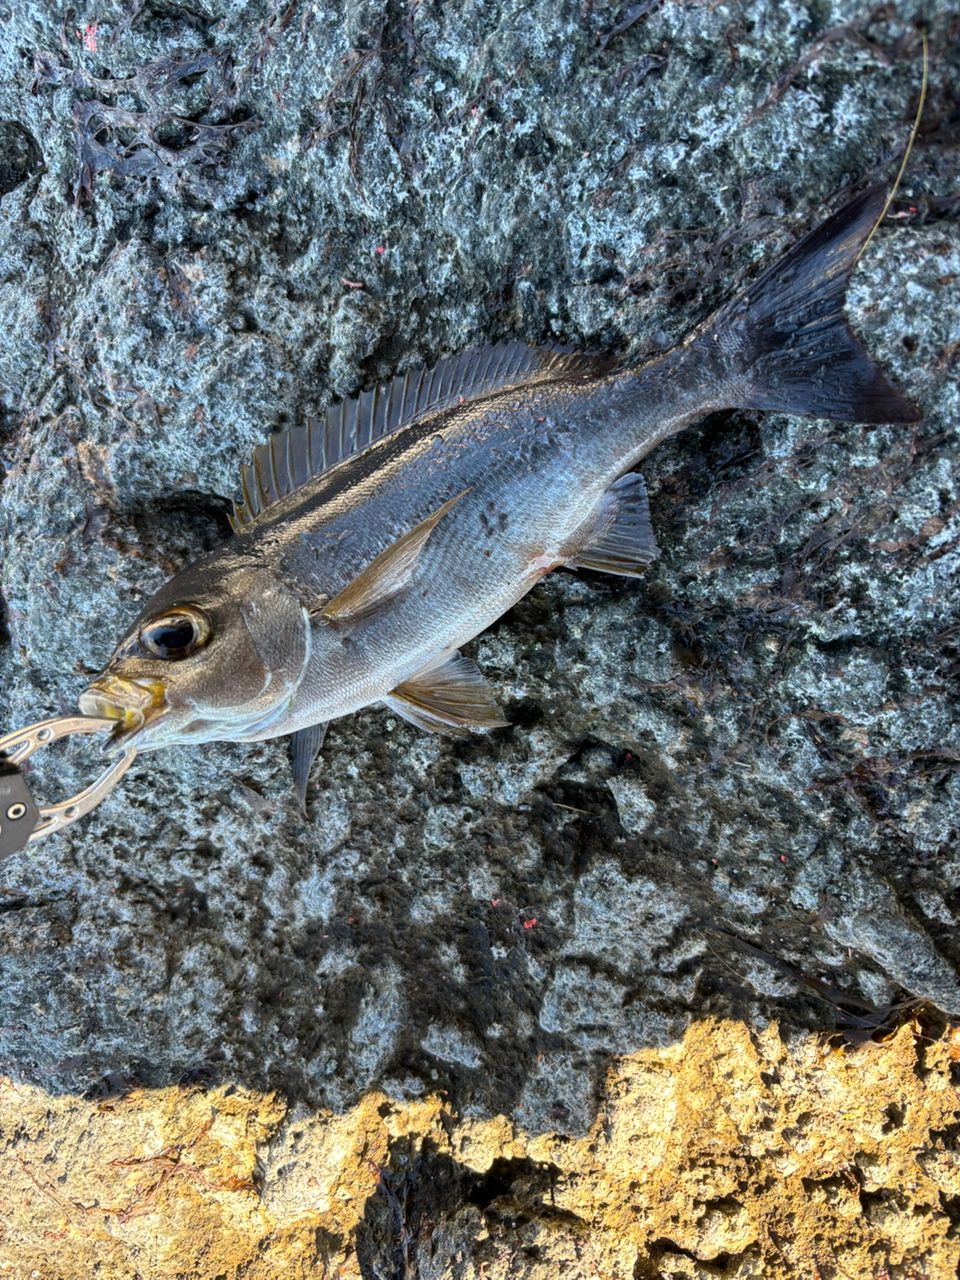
[0, 716, 137, 853]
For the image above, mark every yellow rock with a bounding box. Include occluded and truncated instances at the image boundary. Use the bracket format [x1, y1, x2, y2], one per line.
[0, 1018, 957, 1278]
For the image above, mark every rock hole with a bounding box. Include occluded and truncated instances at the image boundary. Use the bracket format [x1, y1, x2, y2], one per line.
[940, 1192, 960, 1237]
[882, 1101, 906, 1132]
[701, 1194, 743, 1216]
[0, 122, 42, 198]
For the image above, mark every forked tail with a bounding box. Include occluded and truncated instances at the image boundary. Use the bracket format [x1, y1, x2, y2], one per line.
[704, 186, 919, 424]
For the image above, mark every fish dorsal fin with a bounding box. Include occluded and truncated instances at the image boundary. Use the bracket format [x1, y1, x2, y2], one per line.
[230, 342, 607, 533]
[385, 652, 508, 735]
[317, 490, 467, 621]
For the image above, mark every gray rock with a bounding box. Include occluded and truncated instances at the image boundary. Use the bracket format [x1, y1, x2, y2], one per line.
[0, 0, 957, 1138]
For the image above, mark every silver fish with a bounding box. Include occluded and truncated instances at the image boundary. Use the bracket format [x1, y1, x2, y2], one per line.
[78, 188, 917, 809]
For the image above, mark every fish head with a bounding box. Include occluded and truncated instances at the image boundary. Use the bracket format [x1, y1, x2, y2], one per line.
[78, 554, 312, 751]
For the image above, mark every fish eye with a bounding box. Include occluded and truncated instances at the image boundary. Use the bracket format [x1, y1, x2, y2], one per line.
[140, 607, 210, 660]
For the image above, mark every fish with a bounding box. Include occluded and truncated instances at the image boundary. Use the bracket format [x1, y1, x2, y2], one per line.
[78, 187, 918, 810]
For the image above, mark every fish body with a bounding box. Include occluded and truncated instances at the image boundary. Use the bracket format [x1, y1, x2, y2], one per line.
[229, 351, 701, 733]
[78, 187, 918, 803]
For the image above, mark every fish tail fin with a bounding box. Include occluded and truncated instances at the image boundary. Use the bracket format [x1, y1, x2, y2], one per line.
[705, 186, 920, 424]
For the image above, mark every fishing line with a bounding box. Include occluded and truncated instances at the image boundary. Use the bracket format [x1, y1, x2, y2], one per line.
[855, 26, 928, 264]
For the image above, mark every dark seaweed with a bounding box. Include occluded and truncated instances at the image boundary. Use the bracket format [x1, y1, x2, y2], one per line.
[32, 45, 254, 204]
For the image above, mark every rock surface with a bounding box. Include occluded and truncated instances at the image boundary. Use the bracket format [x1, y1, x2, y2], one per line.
[0, 0, 958, 1273]
[2, 1021, 959, 1278]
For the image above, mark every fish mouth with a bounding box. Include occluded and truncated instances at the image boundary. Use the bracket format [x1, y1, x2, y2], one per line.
[78, 675, 169, 748]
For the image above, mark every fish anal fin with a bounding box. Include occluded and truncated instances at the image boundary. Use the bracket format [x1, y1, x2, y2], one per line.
[318, 490, 468, 621]
[567, 471, 660, 577]
[385, 652, 508, 736]
[290, 721, 328, 814]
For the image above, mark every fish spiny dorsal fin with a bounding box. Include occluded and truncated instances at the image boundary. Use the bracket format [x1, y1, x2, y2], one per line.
[317, 490, 469, 621]
[229, 341, 610, 533]
[385, 651, 508, 735]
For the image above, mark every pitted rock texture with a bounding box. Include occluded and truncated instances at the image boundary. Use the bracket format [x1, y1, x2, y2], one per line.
[1, 1021, 959, 1279]
[0, 0, 958, 1206]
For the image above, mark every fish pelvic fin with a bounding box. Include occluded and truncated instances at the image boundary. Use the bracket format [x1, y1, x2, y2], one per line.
[704, 186, 919, 425]
[565, 471, 660, 577]
[318, 490, 469, 622]
[385, 652, 509, 735]
[289, 721, 328, 814]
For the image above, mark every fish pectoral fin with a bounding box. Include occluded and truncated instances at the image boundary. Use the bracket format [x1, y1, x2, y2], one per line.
[317, 491, 469, 621]
[565, 471, 660, 577]
[385, 652, 509, 735]
[289, 721, 328, 813]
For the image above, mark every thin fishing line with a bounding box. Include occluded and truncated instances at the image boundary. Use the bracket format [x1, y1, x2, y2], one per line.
[856, 26, 929, 263]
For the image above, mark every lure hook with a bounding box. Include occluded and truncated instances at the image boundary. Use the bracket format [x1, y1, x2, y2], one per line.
[0, 716, 137, 848]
